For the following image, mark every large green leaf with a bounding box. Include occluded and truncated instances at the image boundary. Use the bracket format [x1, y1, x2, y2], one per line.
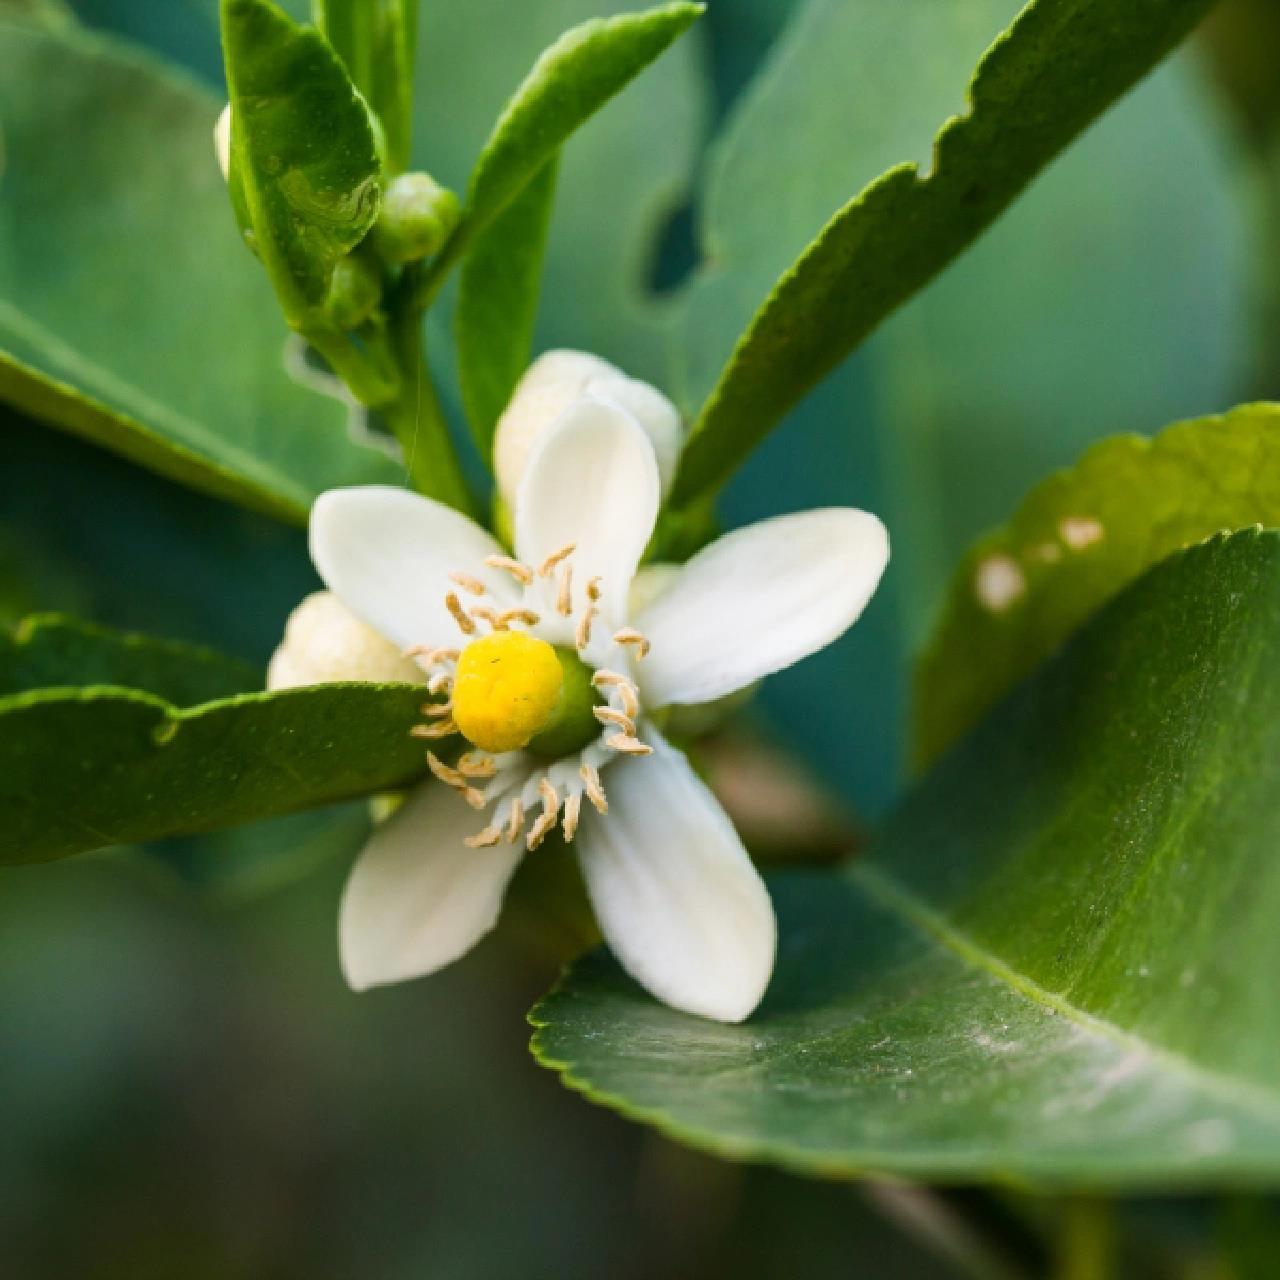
[533, 530, 1280, 1188]
[420, 2, 702, 296]
[913, 404, 1280, 769]
[668, 0, 1215, 506]
[221, 0, 382, 326]
[0, 20, 401, 521]
[0, 615, 427, 864]
[455, 160, 559, 453]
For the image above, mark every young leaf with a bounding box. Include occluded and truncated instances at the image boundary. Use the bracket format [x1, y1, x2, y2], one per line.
[421, 2, 702, 295]
[221, 0, 382, 327]
[668, 0, 1215, 507]
[0, 20, 402, 521]
[313, 0, 417, 174]
[914, 403, 1280, 768]
[455, 159, 559, 454]
[533, 530, 1280, 1188]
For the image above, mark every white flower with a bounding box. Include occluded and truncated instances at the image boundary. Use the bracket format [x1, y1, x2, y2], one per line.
[282, 395, 888, 1022]
[492, 350, 683, 510]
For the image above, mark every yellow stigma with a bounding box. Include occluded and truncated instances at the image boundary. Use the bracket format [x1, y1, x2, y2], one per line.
[452, 631, 563, 753]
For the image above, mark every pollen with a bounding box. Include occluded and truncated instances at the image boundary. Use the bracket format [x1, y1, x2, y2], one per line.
[451, 631, 564, 753]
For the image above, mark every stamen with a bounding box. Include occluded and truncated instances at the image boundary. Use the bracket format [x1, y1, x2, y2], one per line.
[562, 791, 582, 842]
[484, 554, 534, 586]
[425, 700, 454, 719]
[469, 603, 506, 630]
[526, 808, 558, 850]
[606, 732, 653, 757]
[613, 627, 651, 659]
[426, 751, 485, 808]
[505, 798, 525, 844]
[538, 777, 559, 813]
[449, 571, 487, 597]
[593, 670, 639, 719]
[497, 607, 540, 629]
[593, 706, 635, 734]
[464, 825, 503, 849]
[538, 542, 576, 577]
[556, 565, 574, 617]
[586, 576, 602, 603]
[457, 751, 496, 779]
[410, 719, 457, 740]
[580, 762, 608, 814]
[445, 592, 477, 635]
[575, 606, 596, 651]
[427, 671, 452, 695]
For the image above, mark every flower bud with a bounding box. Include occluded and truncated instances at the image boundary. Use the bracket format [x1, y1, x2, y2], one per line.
[493, 350, 684, 512]
[267, 591, 424, 689]
[213, 102, 232, 181]
[371, 172, 461, 265]
[324, 252, 382, 330]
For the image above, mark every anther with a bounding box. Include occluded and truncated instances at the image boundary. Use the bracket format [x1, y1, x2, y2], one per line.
[538, 543, 576, 578]
[593, 706, 635, 734]
[586, 576, 602, 603]
[497, 607, 540, 629]
[464, 825, 503, 849]
[613, 628, 650, 659]
[580, 762, 608, 814]
[562, 791, 582, 842]
[426, 751, 485, 808]
[538, 777, 559, 813]
[445, 592, 476, 635]
[505, 798, 525, 843]
[607, 732, 653, 756]
[592, 670, 639, 719]
[575, 606, 596, 650]
[449, 571, 487, 596]
[556, 565, 574, 617]
[425, 700, 454, 718]
[410, 719, 457, 740]
[484, 554, 534, 586]
[427, 671, 452, 695]
[457, 751, 496, 779]
[469, 603, 506, 630]
[526, 808, 558, 850]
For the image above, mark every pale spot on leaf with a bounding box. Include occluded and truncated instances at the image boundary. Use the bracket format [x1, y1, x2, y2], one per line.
[1059, 515, 1105, 550]
[975, 555, 1026, 612]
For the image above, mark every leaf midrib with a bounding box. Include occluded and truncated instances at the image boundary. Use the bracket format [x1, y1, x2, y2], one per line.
[851, 862, 1280, 1127]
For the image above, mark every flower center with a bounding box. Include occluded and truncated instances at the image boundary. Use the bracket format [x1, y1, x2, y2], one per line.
[452, 631, 563, 753]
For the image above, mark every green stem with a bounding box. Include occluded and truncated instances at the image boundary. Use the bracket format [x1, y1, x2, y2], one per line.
[1054, 1197, 1115, 1280]
[383, 271, 477, 516]
[303, 325, 398, 407]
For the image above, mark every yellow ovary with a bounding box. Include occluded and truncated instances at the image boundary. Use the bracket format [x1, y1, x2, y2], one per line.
[452, 631, 563, 753]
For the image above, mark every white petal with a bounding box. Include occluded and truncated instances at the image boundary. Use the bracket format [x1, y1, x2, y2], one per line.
[636, 508, 889, 708]
[585, 376, 682, 501]
[310, 486, 513, 652]
[214, 103, 231, 180]
[513, 398, 660, 625]
[575, 727, 776, 1022]
[339, 782, 525, 990]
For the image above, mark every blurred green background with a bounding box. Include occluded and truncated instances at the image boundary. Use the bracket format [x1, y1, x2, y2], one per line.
[1, 0, 1275, 1274]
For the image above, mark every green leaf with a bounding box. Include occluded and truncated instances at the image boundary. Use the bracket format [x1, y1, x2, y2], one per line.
[0, 20, 402, 521]
[914, 403, 1280, 769]
[533, 530, 1280, 1188]
[668, 0, 1215, 507]
[313, 0, 416, 174]
[422, 1, 703, 294]
[0, 0, 74, 28]
[455, 159, 559, 455]
[0, 615, 428, 864]
[0, 613, 258, 704]
[221, 0, 382, 325]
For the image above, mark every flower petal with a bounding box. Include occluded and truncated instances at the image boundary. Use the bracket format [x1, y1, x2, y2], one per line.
[339, 782, 525, 990]
[310, 486, 513, 652]
[575, 727, 776, 1022]
[635, 508, 889, 708]
[513, 397, 660, 626]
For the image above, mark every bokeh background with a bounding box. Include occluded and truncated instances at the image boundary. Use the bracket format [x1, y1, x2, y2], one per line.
[1, 0, 1276, 1274]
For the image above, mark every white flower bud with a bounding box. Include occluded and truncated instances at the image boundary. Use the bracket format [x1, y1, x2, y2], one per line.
[493, 350, 684, 512]
[266, 591, 424, 689]
[214, 103, 232, 182]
